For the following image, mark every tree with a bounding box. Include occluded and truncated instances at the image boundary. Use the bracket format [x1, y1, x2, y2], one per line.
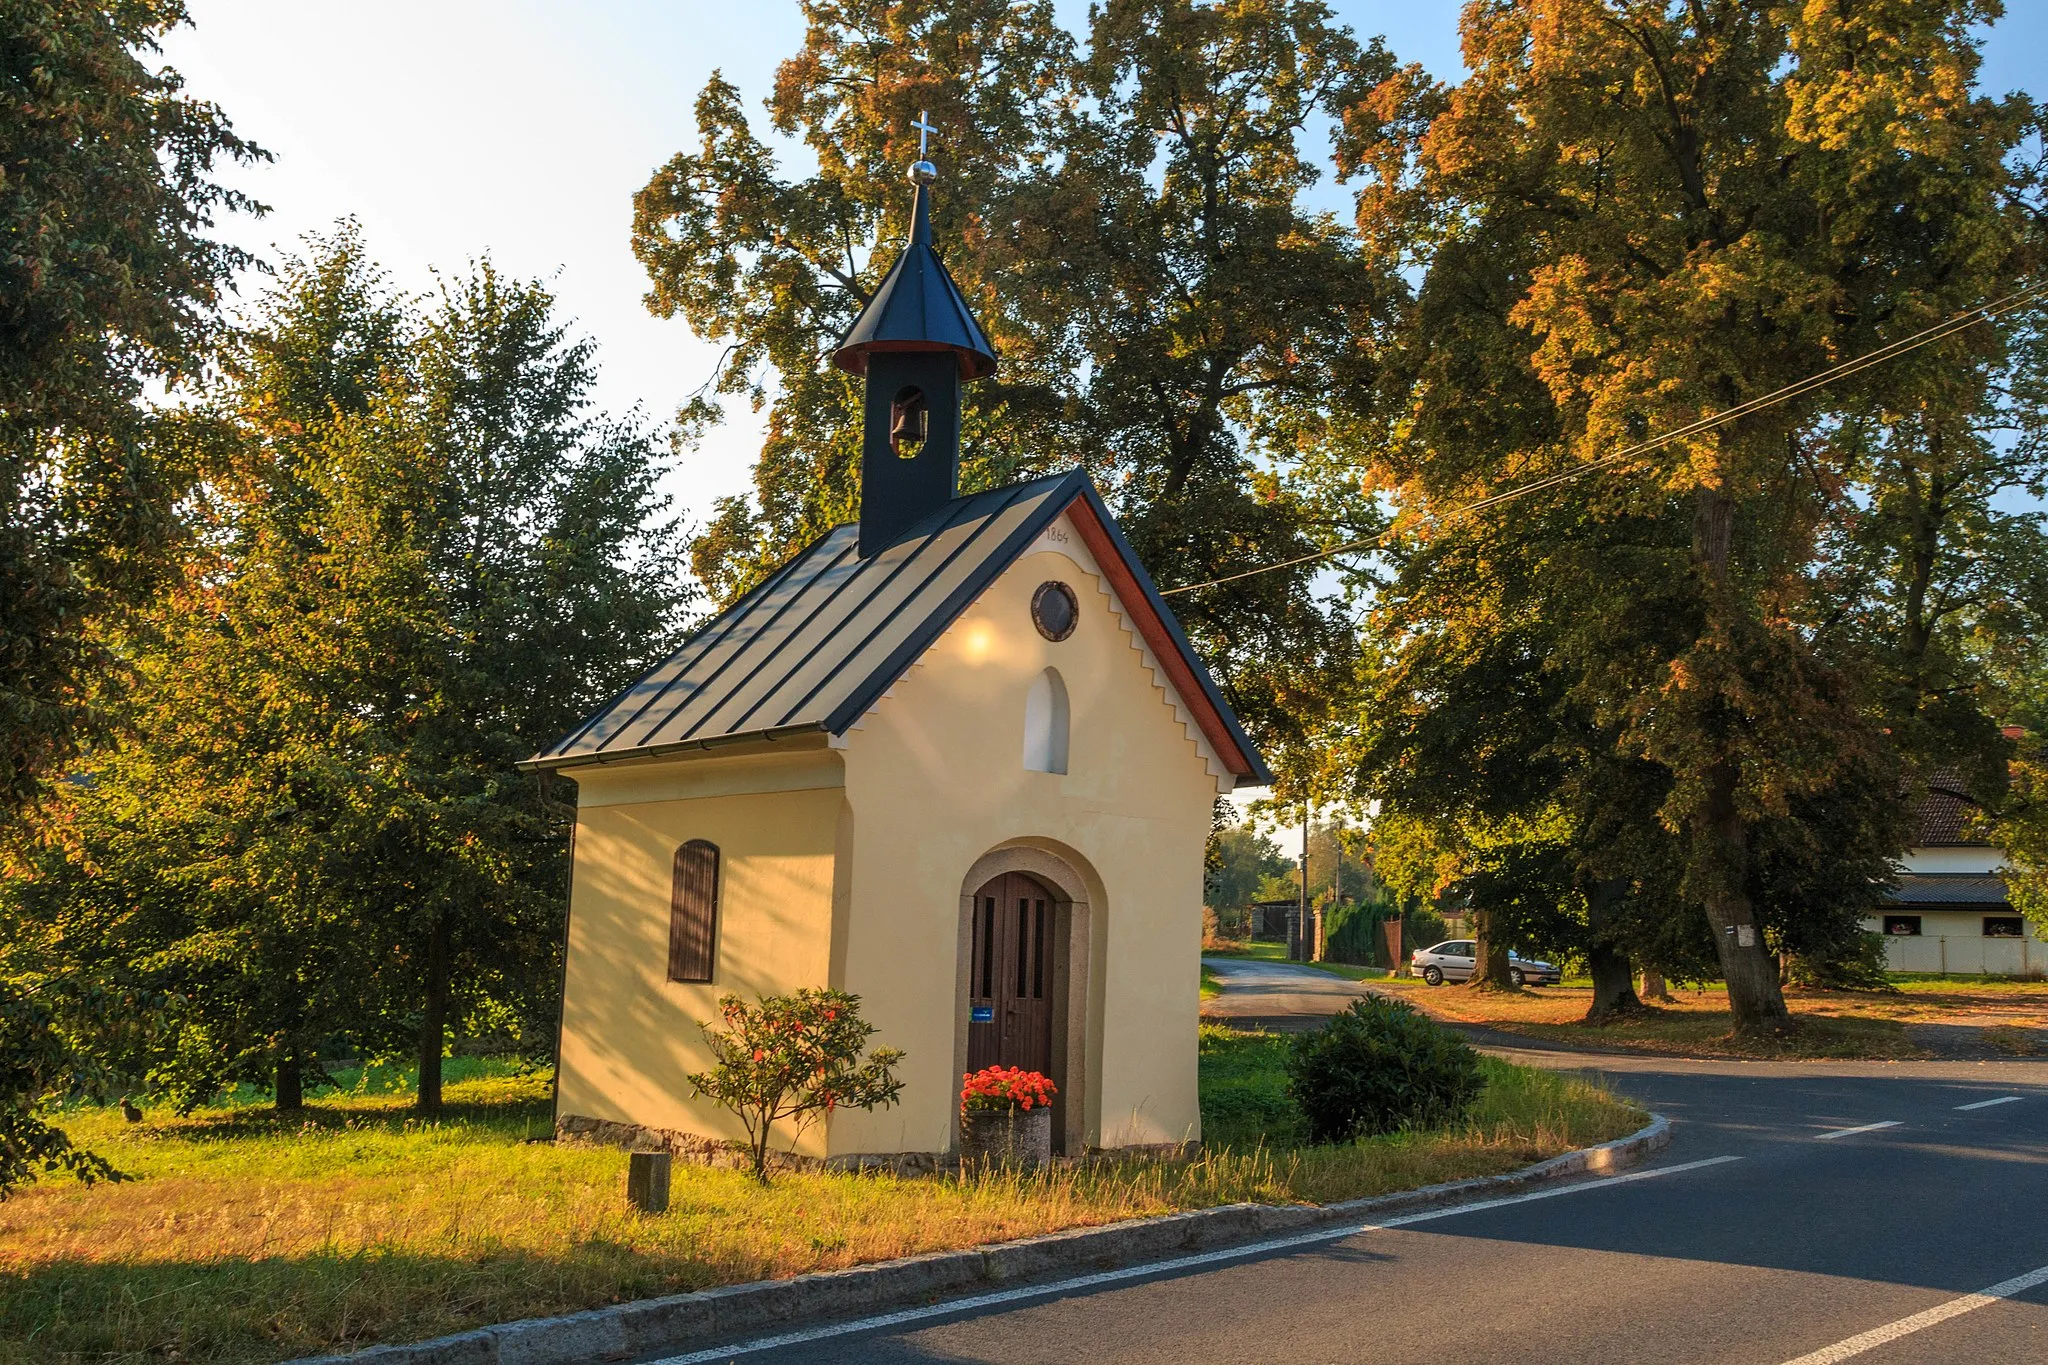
[688, 990, 905, 1183]
[1301, 819, 1374, 906]
[630, 0, 1399, 756]
[1205, 822, 1287, 913]
[371, 259, 689, 1112]
[1, 0, 265, 816]
[0, 229, 686, 1112]
[1339, 0, 2042, 1033]
[0, 981, 124, 1198]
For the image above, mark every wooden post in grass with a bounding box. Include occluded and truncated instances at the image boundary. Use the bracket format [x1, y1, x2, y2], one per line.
[628, 1150, 672, 1213]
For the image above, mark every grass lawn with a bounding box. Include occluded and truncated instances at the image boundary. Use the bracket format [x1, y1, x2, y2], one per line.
[1200, 964, 1223, 1000]
[1370, 975, 2048, 1059]
[1, 1041, 1642, 1364]
[1204, 938, 1291, 961]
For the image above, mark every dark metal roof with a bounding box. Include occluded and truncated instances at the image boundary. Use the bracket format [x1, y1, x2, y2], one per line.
[831, 181, 997, 380]
[1884, 873, 2011, 907]
[523, 469, 1270, 784]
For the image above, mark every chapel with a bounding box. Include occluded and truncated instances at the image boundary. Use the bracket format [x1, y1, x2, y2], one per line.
[524, 136, 1269, 1165]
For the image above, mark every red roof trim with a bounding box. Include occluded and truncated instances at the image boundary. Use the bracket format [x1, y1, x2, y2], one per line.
[1062, 495, 1258, 778]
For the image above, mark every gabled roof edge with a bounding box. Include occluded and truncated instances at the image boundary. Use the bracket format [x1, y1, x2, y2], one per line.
[520, 468, 1274, 788]
[1061, 483, 1273, 786]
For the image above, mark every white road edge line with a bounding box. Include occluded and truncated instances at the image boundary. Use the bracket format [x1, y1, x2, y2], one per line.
[1814, 1120, 1902, 1141]
[643, 1154, 1745, 1364]
[1779, 1262, 2048, 1364]
[1955, 1095, 2024, 1111]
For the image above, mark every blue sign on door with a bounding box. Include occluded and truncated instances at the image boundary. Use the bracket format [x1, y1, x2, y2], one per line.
[970, 1005, 994, 1023]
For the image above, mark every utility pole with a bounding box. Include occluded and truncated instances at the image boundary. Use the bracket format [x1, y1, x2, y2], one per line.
[1333, 817, 1343, 909]
[1296, 802, 1310, 961]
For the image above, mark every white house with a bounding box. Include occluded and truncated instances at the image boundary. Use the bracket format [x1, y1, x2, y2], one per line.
[1862, 775, 2037, 977]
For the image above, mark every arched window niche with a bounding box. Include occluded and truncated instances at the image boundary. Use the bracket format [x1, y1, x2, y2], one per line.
[668, 839, 720, 983]
[1023, 667, 1070, 774]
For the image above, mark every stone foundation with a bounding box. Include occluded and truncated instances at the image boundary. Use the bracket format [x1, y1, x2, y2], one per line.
[553, 1113, 946, 1176]
[555, 1113, 1194, 1175]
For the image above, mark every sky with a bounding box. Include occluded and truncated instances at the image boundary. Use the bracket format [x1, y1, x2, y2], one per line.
[162, 1, 2046, 536]
[161, 1, 2044, 840]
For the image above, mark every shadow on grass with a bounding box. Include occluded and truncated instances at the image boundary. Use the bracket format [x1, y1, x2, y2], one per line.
[0, 1244, 718, 1365]
[133, 1094, 556, 1144]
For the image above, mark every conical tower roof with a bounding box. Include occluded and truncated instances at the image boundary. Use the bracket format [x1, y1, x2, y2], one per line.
[831, 173, 998, 381]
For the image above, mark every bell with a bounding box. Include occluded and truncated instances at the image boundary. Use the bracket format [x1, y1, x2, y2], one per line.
[890, 387, 928, 455]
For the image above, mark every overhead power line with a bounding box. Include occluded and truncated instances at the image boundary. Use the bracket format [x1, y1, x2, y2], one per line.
[1158, 280, 2047, 598]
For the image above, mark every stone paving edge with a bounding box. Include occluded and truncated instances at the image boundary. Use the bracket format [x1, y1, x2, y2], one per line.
[296, 1112, 1671, 1365]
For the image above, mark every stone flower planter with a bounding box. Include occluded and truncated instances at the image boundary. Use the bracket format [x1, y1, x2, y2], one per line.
[960, 1104, 1053, 1171]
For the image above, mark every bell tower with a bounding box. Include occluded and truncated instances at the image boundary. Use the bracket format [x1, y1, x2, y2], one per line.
[831, 114, 998, 558]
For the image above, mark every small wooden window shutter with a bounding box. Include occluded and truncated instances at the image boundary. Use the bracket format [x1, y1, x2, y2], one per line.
[668, 840, 720, 983]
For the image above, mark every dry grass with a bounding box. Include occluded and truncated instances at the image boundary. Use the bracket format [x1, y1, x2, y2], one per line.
[0, 1038, 1642, 1364]
[1981, 1025, 2048, 1056]
[1371, 978, 1929, 1059]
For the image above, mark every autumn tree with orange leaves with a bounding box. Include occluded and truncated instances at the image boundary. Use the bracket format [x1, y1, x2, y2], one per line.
[1341, 0, 2043, 1032]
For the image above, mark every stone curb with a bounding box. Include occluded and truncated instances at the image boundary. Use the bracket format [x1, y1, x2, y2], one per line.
[297, 1113, 1671, 1365]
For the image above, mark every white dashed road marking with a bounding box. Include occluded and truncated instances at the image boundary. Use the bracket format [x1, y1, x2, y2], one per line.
[1814, 1120, 1902, 1141]
[1778, 1262, 2048, 1364]
[644, 1155, 1747, 1363]
[1955, 1096, 2024, 1111]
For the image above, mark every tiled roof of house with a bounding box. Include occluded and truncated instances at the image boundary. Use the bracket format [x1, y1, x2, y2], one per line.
[1885, 872, 2011, 907]
[1915, 772, 1989, 847]
[522, 469, 1271, 785]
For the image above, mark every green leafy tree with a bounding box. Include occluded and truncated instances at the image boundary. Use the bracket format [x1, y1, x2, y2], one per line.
[688, 989, 906, 1183]
[1205, 822, 1288, 912]
[1339, 0, 2042, 1033]
[0, 981, 125, 1198]
[630, 0, 1398, 753]
[1, 0, 264, 816]
[1, 229, 686, 1112]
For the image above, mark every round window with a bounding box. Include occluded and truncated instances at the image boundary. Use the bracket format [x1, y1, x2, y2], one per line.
[1031, 581, 1078, 641]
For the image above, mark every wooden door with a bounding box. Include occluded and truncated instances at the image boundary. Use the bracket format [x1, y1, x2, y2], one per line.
[967, 872, 1054, 1079]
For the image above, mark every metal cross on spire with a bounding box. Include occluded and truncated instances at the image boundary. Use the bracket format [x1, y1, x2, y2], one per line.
[908, 111, 939, 186]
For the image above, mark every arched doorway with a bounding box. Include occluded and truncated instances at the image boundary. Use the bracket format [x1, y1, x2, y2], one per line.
[956, 845, 1094, 1157]
[967, 872, 1056, 1079]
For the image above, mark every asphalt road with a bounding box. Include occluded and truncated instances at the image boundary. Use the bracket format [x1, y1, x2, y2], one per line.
[647, 960, 2048, 1365]
[1201, 953, 1377, 1029]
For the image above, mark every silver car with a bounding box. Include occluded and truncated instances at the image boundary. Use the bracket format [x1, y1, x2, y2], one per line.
[1410, 940, 1561, 987]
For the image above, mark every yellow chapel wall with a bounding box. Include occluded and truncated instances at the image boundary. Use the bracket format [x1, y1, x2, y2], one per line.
[554, 744, 846, 1155]
[829, 533, 1221, 1157]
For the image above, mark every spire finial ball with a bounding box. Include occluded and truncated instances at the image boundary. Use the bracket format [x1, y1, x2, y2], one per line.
[909, 159, 938, 185]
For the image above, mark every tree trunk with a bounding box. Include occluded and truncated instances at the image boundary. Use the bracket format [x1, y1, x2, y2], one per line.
[416, 915, 452, 1115]
[1695, 758, 1792, 1033]
[1640, 968, 1673, 1003]
[275, 1050, 304, 1113]
[1690, 484, 1792, 1035]
[1587, 946, 1641, 1021]
[1584, 879, 1644, 1022]
[1467, 910, 1516, 991]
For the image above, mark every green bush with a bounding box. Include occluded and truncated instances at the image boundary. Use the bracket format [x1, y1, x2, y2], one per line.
[1285, 996, 1483, 1144]
[1784, 931, 1898, 993]
[1322, 900, 1391, 965]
